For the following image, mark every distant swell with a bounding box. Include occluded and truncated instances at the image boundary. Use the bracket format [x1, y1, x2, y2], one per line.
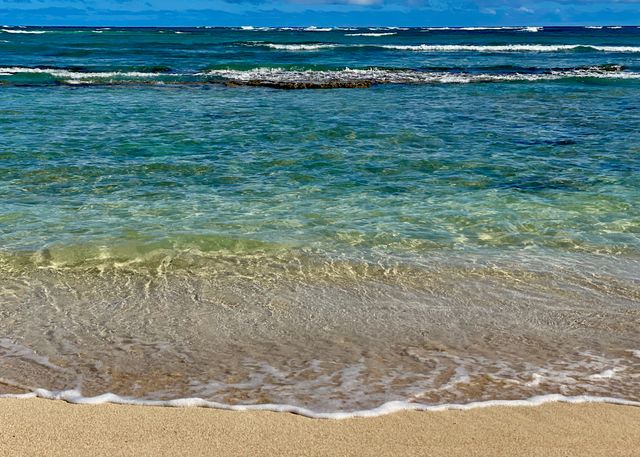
[380, 44, 640, 53]
[246, 42, 339, 51]
[245, 42, 640, 53]
[345, 32, 397, 37]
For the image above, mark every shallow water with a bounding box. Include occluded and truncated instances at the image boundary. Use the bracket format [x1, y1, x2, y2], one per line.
[0, 26, 639, 412]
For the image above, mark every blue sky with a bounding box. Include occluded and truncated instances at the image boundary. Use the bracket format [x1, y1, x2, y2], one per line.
[1, 0, 639, 26]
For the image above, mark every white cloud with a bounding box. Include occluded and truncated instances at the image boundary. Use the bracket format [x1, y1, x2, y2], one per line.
[345, 0, 382, 4]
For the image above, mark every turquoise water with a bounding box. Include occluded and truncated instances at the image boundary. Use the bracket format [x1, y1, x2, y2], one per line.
[0, 26, 639, 411]
[3, 83, 639, 256]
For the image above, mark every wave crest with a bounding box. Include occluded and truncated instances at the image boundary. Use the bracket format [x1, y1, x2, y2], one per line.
[204, 66, 640, 88]
[241, 42, 640, 53]
[1, 29, 48, 34]
[2, 65, 639, 89]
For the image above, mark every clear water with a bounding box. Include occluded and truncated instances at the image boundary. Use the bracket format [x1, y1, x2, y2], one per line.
[0, 26, 639, 411]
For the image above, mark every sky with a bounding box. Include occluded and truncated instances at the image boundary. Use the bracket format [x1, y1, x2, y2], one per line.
[0, 0, 639, 26]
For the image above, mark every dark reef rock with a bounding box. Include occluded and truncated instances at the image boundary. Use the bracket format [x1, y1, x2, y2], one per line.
[224, 79, 374, 89]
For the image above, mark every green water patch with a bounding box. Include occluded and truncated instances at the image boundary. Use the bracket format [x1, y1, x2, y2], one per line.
[0, 234, 291, 270]
[0, 72, 60, 86]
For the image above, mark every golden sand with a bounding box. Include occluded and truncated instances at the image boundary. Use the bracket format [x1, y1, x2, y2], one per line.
[1, 399, 639, 456]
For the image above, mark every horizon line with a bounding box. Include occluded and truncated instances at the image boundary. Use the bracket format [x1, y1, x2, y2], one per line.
[2, 24, 638, 28]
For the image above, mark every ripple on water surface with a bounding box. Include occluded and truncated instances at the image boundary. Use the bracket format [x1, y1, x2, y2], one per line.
[0, 28, 639, 411]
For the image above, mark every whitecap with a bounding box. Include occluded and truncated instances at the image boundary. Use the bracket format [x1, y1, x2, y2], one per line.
[1, 29, 47, 34]
[251, 42, 338, 51]
[303, 27, 332, 32]
[379, 44, 640, 53]
[240, 42, 640, 53]
[459, 26, 519, 31]
[0, 67, 174, 81]
[3, 65, 638, 88]
[202, 66, 640, 86]
[519, 26, 541, 32]
[345, 32, 397, 37]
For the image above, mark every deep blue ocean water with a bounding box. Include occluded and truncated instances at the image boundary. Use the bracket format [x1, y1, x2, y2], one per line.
[0, 26, 638, 412]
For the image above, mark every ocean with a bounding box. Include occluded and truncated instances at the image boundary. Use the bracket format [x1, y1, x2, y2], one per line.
[0, 25, 639, 416]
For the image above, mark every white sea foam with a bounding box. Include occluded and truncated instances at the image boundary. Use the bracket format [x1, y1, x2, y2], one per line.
[254, 42, 339, 51]
[0, 338, 67, 372]
[586, 26, 603, 29]
[458, 26, 540, 31]
[345, 32, 397, 37]
[459, 27, 510, 30]
[243, 42, 640, 53]
[379, 44, 640, 52]
[525, 373, 545, 387]
[1, 29, 47, 34]
[203, 67, 640, 85]
[0, 67, 168, 80]
[422, 26, 538, 32]
[588, 368, 623, 380]
[304, 27, 332, 32]
[2, 389, 638, 419]
[238, 26, 274, 32]
[3, 66, 638, 87]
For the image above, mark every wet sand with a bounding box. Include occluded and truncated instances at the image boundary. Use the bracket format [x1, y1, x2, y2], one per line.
[0, 399, 638, 456]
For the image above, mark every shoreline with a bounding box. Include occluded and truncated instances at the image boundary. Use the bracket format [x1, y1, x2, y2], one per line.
[1, 399, 638, 456]
[2, 390, 640, 418]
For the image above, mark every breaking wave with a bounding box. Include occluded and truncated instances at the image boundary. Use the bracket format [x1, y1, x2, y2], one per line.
[378, 44, 640, 53]
[203, 66, 640, 88]
[2, 65, 639, 88]
[2, 390, 638, 419]
[246, 42, 340, 51]
[243, 42, 640, 53]
[1, 29, 48, 34]
[345, 32, 397, 37]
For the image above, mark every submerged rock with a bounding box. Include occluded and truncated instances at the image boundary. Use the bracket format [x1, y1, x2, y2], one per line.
[224, 79, 374, 89]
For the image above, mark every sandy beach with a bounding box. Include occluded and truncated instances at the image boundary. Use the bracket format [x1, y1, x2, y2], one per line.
[2, 23, 640, 457]
[0, 399, 637, 456]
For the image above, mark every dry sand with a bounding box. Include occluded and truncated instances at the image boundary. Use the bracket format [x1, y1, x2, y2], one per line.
[0, 399, 638, 456]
